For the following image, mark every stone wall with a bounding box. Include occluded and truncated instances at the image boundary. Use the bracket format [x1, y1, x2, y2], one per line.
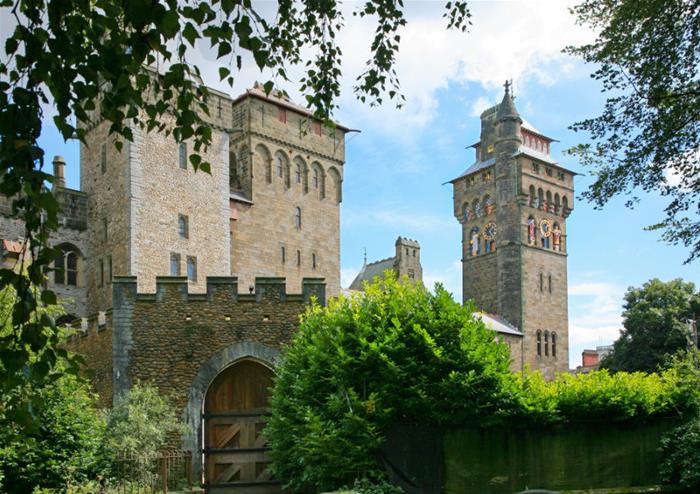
[0, 183, 89, 317]
[80, 121, 132, 313]
[64, 312, 113, 408]
[228, 95, 345, 297]
[129, 119, 231, 296]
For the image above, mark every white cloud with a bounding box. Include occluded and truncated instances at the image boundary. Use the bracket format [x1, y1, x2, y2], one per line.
[568, 279, 625, 367]
[423, 260, 462, 298]
[344, 207, 454, 233]
[335, 0, 596, 137]
[470, 96, 493, 117]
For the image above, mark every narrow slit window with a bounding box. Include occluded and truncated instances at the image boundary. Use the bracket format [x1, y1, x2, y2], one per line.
[179, 142, 187, 169]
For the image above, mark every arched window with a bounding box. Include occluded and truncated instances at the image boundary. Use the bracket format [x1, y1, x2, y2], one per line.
[276, 155, 284, 178]
[255, 143, 272, 184]
[529, 185, 536, 207]
[544, 331, 549, 357]
[562, 195, 569, 215]
[328, 167, 342, 203]
[295, 162, 302, 184]
[294, 207, 302, 229]
[546, 191, 552, 212]
[54, 246, 80, 287]
[554, 193, 561, 215]
[537, 330, 542, 356]
[537, 188, 544, 210]
[552, 332, 557, 357]
[66, 252, 78, 286]
[54, 251, 65, 284]
[312, 162, 325, 198]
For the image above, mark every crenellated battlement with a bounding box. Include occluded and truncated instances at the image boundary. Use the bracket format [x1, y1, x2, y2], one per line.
[112, 275, 326, 307]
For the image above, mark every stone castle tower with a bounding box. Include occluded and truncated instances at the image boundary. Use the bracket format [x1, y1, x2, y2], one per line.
[450, 83, 574, 376]
[80, 83, 348, 314]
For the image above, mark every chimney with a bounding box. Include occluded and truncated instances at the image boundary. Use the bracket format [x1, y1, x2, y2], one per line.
[52, 155, 66, 188]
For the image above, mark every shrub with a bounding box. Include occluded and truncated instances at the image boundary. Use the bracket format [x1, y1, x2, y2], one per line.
[103, 382, 188, 483]
[0, 373, 106, 494]
[266, 273, 515, 493]
[660, 415, 700, 489]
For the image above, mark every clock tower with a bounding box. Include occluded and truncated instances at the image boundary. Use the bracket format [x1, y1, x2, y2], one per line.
[450, 83, 574, 377]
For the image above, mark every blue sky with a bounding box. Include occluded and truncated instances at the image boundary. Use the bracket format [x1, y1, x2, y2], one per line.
[31, 1, 699, 369]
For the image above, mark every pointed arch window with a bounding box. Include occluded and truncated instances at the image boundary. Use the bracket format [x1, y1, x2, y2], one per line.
[529, 185, 536, 207]
[544, 331, 550, 357]
[295, 162, 302, 183]
[537, 330, 542, 357]
[552, 332, 557, 357]
[276, 155, 284, 178]
[313, 167, 319, 188]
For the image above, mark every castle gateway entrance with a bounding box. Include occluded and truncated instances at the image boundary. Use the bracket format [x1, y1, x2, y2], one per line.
[203, 359, 280, 494]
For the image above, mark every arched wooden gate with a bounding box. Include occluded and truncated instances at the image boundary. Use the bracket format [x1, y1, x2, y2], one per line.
[203, 359, 280, 493]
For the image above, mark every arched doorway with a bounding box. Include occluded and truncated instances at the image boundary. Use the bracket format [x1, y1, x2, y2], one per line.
[203, 359, 278, 493]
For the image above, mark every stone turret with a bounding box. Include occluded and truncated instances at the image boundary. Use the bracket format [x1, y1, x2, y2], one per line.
[394, 236, 422, 284]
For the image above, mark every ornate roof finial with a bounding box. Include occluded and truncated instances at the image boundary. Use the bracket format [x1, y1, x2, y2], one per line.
[504, 79, 511, 96]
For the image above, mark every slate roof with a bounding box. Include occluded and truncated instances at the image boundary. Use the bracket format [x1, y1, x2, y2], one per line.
[348, 256, 396, 291]
[479, 313, 523, 336]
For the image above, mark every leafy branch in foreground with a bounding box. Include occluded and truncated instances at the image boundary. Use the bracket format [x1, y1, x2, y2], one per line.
[0, 0, 470, 429]
[566, 0, 700, 262]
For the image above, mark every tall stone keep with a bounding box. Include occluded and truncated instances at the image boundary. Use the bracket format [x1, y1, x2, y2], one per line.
[450, 83, 575, 376]
[80, 81, 349, 314]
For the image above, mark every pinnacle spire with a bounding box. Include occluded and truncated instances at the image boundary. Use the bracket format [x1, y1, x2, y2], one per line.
[497, 79, 519, 120]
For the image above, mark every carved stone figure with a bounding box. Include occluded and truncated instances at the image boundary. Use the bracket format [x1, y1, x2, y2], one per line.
[470, 229, 480, 256]
[553, 225, 562, 251]
[528, 217, 536, 244]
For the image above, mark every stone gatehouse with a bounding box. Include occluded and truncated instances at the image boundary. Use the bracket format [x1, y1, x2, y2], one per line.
[67, 275, 325, 491]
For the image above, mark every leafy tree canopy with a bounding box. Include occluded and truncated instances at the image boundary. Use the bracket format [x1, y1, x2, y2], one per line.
[566, 0, 700, 262]
[266, 273, 514, 492]
[601, 278, 700, 373]
[0, 0, 470, 429]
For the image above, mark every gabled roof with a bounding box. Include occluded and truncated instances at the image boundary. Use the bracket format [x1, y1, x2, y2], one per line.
[348, 257, 395, 291]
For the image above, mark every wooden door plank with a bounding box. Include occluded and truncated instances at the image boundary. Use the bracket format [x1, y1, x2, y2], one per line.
[214, 464, 241, 484]
[215, 423, 241, 449]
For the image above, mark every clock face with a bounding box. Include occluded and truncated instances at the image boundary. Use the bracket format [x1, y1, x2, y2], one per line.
[483, 222, 497, 241]
[539, 219, 552, 237]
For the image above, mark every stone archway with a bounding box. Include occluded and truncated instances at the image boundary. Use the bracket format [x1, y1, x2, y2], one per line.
[204, 359, 277, 492]
[182, 342, 281, 489]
